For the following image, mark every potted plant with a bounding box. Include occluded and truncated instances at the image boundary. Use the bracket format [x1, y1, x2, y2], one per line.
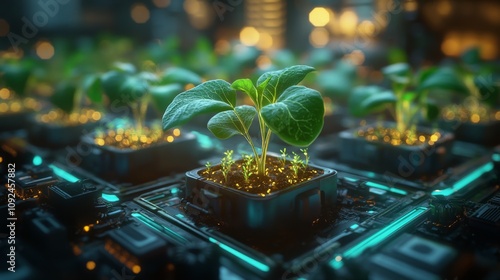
[162, 65, 337, 232]
[339, 62, 468, 177]
[80, 62, 207, 183]
[0, 59, 40, 131]
[440, 48, 500, 146]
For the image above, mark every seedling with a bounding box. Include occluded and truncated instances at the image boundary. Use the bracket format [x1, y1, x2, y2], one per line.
[163, 65, 324, 175]
[220, 150, 235, 182]
[279, 148, 288, 168]
[348, 62, 468, 142]
[91, 62, 202, 134]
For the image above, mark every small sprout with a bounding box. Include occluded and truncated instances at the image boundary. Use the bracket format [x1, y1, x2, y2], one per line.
[241, 154, 254, 183]
[221, 150, 234, 182]
[205, 161, 212, 173]
[300, 148, 309, 167]
[280, 148, 288, 167]
[291, 151, 304, 178]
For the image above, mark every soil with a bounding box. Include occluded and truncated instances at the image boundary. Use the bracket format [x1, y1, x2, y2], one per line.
[199, 155, 324, 195]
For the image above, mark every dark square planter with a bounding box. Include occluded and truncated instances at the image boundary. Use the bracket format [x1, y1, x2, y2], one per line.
[28, 117, 100, 148]
[184, 160, 337, 232]
[80, 131, 204, 183]
[338, 122, 454, 178]
[439, 119, 500, 146]
[0, 111, 33, 132]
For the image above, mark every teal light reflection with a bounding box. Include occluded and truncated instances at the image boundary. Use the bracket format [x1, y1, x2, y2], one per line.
[209, 237, 270, 272]
[102, 193, 120, 202]
[365, 181, 408, 196]
[49, 164, 79, 182]
[432, 162, 494, 197]
[330, 207, 428, 269]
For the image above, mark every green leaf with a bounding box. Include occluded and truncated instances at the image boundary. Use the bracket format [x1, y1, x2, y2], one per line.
[207, 105, 257, 139]
[0, 64, 31, 96]
[118, 76, 149, 103]
[348, 86, 396, 117]
[162, 79, 236, 130]
[382, 63, 411, 85]
[257, 65, 315, 106]
[461, 47, 481, 66]
[101, 71, 128, 102]
[231, 79, 258, 106]
[360, 91, 397, 114]
[418, 67, 469, 94]
[149, 84, 184, 113]
[50, 82, 77, 113]
[161, 67, 202, 85]
[261, 86, 324, 147]
[113, 62, 136, 74]
[475, 74, 500, 106]
[82, 75, 102, 103]
[316, 70, 353, 98]
[425, 100, 440, 121]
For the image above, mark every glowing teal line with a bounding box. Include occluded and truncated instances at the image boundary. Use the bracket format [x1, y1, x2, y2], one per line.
[329, 207, 428, 269]
[49, 164, 79, 182]
[432, 162, 494, 197]
[32, 155, 43, 166]
[102, 193, 120, 202]
[343, 177, 358, 182]
[171, 187, 179, 194]
[131, 212, 187, 243]
[366, 181, 408, 196]
[209, 237, 270, 272]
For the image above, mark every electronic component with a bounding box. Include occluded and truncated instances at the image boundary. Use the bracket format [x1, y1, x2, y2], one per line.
[47, 180, 102, 226]
[469, 204, 500, 234]
[14, 164, 59, 199]
[105, 223, 167, 277]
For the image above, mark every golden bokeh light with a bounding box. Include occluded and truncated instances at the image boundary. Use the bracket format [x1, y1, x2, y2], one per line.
[257, 32, 273, 50]
[36, 40, 55, 60]
[86, 261, 96, 271]
[309, 7, 330, 27]
[240, 26, 260, 46]
[309, 28, 329, 48]
[152, 0, 170, 8]
[131, 3, 150, 24]
[339, 10, 358, 36]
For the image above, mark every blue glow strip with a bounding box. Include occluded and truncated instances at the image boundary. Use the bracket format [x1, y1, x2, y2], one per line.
[329, 207, 428, 269]
[49, 164, 79, 182]
[102, 193, 120, 202]
[366, 181, 408, 196]
[209, 237, 270, 272]
[350, 224, 359, 230]
[131, 212, 187, 243]
[432, 162, 494, 197]
[171, 187, 179, 194]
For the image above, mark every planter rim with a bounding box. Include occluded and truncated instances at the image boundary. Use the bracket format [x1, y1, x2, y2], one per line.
[340, 121, 454, 151]
[81, 130, 196, 153]
[186, 160, 336, 199]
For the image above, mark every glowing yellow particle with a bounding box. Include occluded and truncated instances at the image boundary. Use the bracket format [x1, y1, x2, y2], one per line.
[173, 128, 181, 137]
[86, 261, 96, 271]
[83, 225, 90, 232]
[132, 265, 141, 274]
[471, 114, 480, 123]
[0, 103, 8, 112]
[495, 111, 500, 120]
[92, 111, 101, 121]
[166, 135, 174, 143]
[430, 135, 438, 142]
[95, 139, 105, 146]
[10, 102, 21, 112]
[419, 135, 425, 142]
[0, 88, 10, 99]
